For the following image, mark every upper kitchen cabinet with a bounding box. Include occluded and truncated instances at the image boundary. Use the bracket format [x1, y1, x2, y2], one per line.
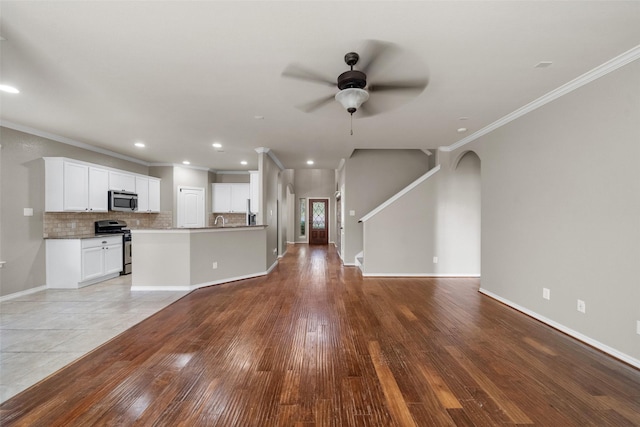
[44, 157, 161, 213]
[212, 183, 250, 213]
[135, 176, 161, 213]
[44, 157, 109, 212]
[108, 170, 136, 192]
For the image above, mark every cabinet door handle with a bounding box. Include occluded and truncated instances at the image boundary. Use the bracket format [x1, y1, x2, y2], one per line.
[102, 241, 107, 244]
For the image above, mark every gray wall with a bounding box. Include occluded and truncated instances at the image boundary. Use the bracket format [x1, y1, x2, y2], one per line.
[215, 172, 250, 183]
[0, 127, 149, 297]
[259, 152, 280, 268]
[452, 60, 640, 361]
[362, 151, 481, 276]
[278, 169, 295, 254]
[293, 169, 336, 244]
[149, 166, 174, 213]
[343, 149, 431, 265]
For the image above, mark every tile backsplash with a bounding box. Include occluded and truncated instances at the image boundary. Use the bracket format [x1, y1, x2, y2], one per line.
[43, 211, 173, 237]
[209, 213, 246, 227]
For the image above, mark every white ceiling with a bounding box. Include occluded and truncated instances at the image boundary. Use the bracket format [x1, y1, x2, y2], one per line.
[1, 1, 639, 171]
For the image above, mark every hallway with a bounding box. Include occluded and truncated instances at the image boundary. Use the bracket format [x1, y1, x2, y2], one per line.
[1, 244, 639, 425]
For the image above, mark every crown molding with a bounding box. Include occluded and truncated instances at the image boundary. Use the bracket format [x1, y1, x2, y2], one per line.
[443, 44, 640, 153]
[149, 162, 211, 171]
[255, 147, 285, 170]
[0, 120, 150, 166]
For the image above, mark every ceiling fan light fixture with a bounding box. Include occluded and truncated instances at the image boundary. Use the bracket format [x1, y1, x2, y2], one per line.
[335, 88, 369, 115]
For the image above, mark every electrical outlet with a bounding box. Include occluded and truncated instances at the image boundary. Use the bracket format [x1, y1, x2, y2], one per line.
[349, 210, 355, 216]
[273, 248, 277, 255]
[433, 256, 438, 264]
[543, 288, 550, 300]
[577, 299, 586, 314]
[636, 321, 640, 335]
[212, 262, 218, 269]
[136, 219, 140, 226]
[71, 222, 76, 229]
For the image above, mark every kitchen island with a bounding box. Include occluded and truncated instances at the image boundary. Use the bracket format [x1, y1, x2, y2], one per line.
[131, 225, 270, 291]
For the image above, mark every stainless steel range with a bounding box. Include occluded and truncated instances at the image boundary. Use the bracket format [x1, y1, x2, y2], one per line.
[94, 220, 132, 275]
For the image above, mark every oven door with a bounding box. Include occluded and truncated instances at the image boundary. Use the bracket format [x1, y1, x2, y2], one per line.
[122, 234, 132, 275]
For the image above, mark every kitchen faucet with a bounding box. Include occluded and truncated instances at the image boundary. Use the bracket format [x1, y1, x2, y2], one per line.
[214, 215, 226, 227]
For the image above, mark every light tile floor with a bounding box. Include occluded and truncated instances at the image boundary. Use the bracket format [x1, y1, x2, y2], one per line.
[0, 275, 188, 403]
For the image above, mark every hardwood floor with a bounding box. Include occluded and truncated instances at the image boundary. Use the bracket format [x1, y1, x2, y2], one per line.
[1, 244, 639, 426]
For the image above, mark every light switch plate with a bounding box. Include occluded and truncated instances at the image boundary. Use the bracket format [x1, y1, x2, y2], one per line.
[349, 210, 355, 216]
[543, 288, 550, 300]
[637, 320, 640, 335]
[23, 208, 33, 216]
[577, 299, 586, 314]
[433, 256, 438, 264]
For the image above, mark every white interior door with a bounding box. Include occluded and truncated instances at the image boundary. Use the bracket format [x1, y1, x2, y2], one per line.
[177, 186, 205, 228]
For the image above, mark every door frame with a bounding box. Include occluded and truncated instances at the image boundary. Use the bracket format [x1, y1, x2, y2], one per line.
[307, 197, 330, 245]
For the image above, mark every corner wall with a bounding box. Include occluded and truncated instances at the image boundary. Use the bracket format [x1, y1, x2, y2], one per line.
[343, 149, 431, 265]
[451, 59, 640, 363]
[0, 127, 149, 297]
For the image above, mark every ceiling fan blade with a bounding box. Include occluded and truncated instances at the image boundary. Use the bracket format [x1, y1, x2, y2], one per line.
[368, 79, 428, 93]
[282, 64, 336, 87]
[356, 101, 379, 118]
[358, 40, 399, 76]
[297, 94, 336, 113]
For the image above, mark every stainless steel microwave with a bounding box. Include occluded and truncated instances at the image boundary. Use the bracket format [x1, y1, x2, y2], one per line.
[108, 190, 138, 212]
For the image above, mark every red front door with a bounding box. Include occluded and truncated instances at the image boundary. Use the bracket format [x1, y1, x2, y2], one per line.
[309, 199, 328, 245]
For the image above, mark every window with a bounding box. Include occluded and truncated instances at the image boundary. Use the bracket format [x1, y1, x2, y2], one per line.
[300, 198, 306, 237]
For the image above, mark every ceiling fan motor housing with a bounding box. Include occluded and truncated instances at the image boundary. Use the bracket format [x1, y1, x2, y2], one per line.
[337, 70, 367, 90]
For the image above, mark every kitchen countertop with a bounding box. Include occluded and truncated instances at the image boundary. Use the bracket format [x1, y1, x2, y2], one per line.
[44, 233, 125, 240]
[132, 225, 267, 233]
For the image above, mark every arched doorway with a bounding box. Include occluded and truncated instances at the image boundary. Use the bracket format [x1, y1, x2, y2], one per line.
[444, 150, 481, 276]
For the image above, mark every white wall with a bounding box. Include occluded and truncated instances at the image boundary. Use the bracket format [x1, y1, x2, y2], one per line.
[452, 59, 640, 363]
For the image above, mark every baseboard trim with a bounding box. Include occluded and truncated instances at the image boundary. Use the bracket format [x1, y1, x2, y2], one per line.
[133, 262, 280, 292]
[478, 288, 640, 370]
[130, 285, 192, 292]
[363, 273, 481, 278]
[0, 285, 47, 302]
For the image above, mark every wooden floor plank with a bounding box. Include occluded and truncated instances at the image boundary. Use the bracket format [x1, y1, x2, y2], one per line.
[1, 244, 639, 426]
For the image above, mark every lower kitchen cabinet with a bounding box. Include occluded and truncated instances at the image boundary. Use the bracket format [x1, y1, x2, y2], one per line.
[46, 236, 123, 288]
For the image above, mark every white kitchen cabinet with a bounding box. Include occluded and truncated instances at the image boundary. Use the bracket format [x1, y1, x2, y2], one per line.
[88, 167, 109, 211]
[46, 236, 123, 288]
[212, 183, 250, 213]
[109, 170, 136, 192]
[44, 157, 159, 213]
[148, 178, 161, 212]
[249, 171, 259, 213]
[135, 176, 161, 213]
[44, 158, 109, 212]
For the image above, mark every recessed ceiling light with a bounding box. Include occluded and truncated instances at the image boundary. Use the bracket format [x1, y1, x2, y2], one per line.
[182, 161, 190, 165]
[0, 84, 19, 94]
[254, 115, 264, 120]
[240, 160, 248, 165]
[306, 160, 314, 165]
[534, 61, 553, 68]
[457, 128, 468, 133]
[134, 142, 145, 148]
[212, 142, 222, 148]
[458, 116, 469, 121]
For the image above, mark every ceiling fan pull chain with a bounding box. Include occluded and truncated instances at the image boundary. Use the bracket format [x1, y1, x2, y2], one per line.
[350, 114, 354, 136]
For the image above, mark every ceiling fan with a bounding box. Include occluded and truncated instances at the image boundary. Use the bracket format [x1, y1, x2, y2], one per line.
[281, 40, 428, 121]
